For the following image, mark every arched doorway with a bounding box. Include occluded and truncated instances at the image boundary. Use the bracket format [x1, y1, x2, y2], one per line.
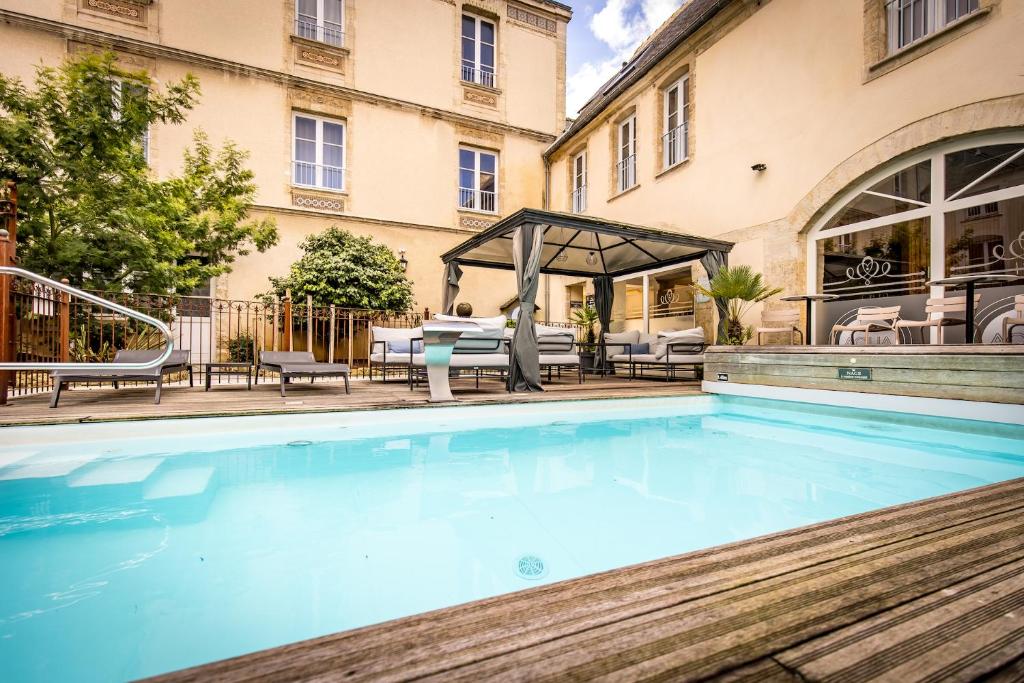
[805, 132, 1024, 343]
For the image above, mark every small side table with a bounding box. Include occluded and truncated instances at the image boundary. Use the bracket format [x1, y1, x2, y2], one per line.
[926, 274, 1022, 343]
[780, 294, 838, 345]
[205, 362, 253, 391]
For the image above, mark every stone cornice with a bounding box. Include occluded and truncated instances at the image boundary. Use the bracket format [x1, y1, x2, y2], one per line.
[250, 204, 480, 236]
[0, 9, 556, 144]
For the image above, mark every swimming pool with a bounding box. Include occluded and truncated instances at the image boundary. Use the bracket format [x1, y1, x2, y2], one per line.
[2, 395, 1022, 682]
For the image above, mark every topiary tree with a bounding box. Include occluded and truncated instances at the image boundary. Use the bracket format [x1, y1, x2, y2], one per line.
[268, 226, 414, 310]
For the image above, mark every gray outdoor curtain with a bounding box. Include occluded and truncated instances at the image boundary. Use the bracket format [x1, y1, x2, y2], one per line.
[440, 261, 463, 315]
[508, 223, 547, 392]
[700, 250, 729, 343]
[592, 275, 614, 371]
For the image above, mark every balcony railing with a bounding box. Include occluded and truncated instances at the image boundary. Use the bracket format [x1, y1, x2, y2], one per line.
[461, 65, 496, 89]
[616, 154, 636, 193]
[662, 123, 688, 169]
[458, 188, 497, 213]
[572, 186, 587, 214]
[885, 0, 979, 52]
[293, 161, 345, 191]
[295, 18, 345, 48]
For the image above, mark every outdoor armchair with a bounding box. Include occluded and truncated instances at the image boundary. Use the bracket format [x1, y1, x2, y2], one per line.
[1003, 294, 1024, 343]
[894, 294, 980, 344]
[830, 305, 902, 345]
[756, 310, 803, 345]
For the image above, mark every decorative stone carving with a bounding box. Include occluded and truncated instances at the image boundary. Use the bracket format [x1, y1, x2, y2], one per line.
[507, 4, 557, 34]
[291, 192, 345, 213]
[288, 89, 352, 117]
[463, 88, 497, 107]
[459, 215, 497, 230]
[297, 47, 343, 69]
[78, 0, 148, 24]
[455, 124, 503, 146]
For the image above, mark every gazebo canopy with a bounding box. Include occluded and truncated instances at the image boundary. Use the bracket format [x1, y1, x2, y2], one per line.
[441, 208, 733, 278]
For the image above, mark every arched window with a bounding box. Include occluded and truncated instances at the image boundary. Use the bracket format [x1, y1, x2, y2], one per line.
[807, 134, 1024, 343]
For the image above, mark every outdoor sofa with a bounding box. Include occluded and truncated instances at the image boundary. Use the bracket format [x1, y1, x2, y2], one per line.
[603, 328, 706, 380]
[49, 348, 192, 408]
[504, 323, 583, 383]
[409, 314, 510, 390]
[257, 351, 351, 397]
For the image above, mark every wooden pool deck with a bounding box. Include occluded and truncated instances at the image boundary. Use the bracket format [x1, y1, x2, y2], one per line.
[150, 477, 1024, 683]
[0, 375, 702, 426]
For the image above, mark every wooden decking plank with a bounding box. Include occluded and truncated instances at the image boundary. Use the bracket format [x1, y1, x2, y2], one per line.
[775, 557, 1024, 683]
[423, 510, 1024, 681]
[148, 479, 1024, 683]
[707, 657, 803, 682]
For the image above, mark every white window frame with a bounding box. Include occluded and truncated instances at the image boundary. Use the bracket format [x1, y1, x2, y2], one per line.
[458, 146, 498, 214]
[572, 150, 587, 214]
[617, 115, 637, 193]
[805, 131, 1024, 342]
[662, 76, 689, 169]
[886, 0, 980, 53]
[295, 0, 345, 47]
[112, 79, 149, 163]
[461, 14, 497, 88]
[291, 112, 346, 192]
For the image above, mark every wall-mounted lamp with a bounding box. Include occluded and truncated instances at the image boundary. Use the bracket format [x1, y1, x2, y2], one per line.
[398, 249, 408, 272]
[751, 163, 767, 172]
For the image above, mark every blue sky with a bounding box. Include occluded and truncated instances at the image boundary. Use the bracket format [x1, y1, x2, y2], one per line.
[564, 0, 686, 116]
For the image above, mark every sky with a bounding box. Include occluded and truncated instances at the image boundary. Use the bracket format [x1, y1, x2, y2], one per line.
[564, 0, 687, 117]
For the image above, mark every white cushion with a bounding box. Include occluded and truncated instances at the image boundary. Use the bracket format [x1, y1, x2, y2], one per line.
[371, 326, 420, 352]
[611, 353, 704, 364]
[604, 330, 640, 359]
[369, 352, 416, 364]
[539, 353, 580, 365]
[433, 314, 506, 337]
[655, 328, 704, 359]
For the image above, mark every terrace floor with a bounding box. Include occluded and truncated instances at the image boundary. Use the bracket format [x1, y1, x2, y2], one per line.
[0, 374, 702, 426]
[150, 477, 1024, 682]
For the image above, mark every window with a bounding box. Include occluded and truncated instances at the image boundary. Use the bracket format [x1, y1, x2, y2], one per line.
[458, 147, 497, 213]
[112, 79, 149, 162]
[461, 14, 496, 88]
[886, 0, 979, 52]
[572, 151, 587, 213]
[662, 77, 689, 169]
[292, 113, 345, 191]
[296, 0, 344, 47]
[616, 115, 637, 193]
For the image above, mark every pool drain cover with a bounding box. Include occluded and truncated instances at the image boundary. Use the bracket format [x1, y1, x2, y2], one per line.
[287, 440, 313, 447]
[516, 554, 547, 580]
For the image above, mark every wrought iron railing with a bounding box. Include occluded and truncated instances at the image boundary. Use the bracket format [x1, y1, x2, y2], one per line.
[458, 187, 497, 213]
[293, 161, 345, 191]
[662, 123, 688, 169]
[461, 65, 496, 88]
[616, 154, 636, 193]
[571, 186, 587, 214]
[294, 18, 345, 47]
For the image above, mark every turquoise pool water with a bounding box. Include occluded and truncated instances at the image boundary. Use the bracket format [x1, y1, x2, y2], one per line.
[1, 396, 1022, 682]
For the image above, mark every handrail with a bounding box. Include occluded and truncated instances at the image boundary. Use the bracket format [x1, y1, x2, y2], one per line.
[0, 266, 174, 371]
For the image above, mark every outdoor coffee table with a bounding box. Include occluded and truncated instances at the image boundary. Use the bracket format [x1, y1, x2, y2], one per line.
[205, 361, 253, 391]
[926, 274, 1022, 343]
[780, 294, 838, 345]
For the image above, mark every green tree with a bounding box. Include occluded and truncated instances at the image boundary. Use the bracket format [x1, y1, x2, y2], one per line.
[692, 265, 782, 345]
[269, 227, 414, 310]
[0, 51, 277, 294]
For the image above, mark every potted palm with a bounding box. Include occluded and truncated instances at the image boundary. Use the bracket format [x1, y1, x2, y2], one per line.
[570, 305, 600, 370]
[692, 266, 782, 345]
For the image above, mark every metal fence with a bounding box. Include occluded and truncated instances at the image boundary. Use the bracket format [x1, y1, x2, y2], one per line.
[7, 282, 425, 396]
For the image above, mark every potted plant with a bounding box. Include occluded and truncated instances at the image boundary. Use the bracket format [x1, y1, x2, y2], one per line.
[570, 305, 600, 369]
[692, 266, 782, 345]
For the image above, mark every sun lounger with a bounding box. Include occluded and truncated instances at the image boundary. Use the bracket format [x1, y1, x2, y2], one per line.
[257, 351, 350, 397]
[49, 349, 192, 408]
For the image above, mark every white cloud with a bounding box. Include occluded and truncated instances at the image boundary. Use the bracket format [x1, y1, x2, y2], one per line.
[566, 0, 685, 116]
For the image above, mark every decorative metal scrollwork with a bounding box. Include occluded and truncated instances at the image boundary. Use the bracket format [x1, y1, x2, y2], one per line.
[846, 256, 892, 285]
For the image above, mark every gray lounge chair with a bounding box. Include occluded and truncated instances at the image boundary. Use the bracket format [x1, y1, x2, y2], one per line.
[49, 349, 192, 408]
[257, 351, 351, 397]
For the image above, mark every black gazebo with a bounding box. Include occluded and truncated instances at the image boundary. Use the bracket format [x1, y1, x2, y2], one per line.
[439, 209, 733, 392]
